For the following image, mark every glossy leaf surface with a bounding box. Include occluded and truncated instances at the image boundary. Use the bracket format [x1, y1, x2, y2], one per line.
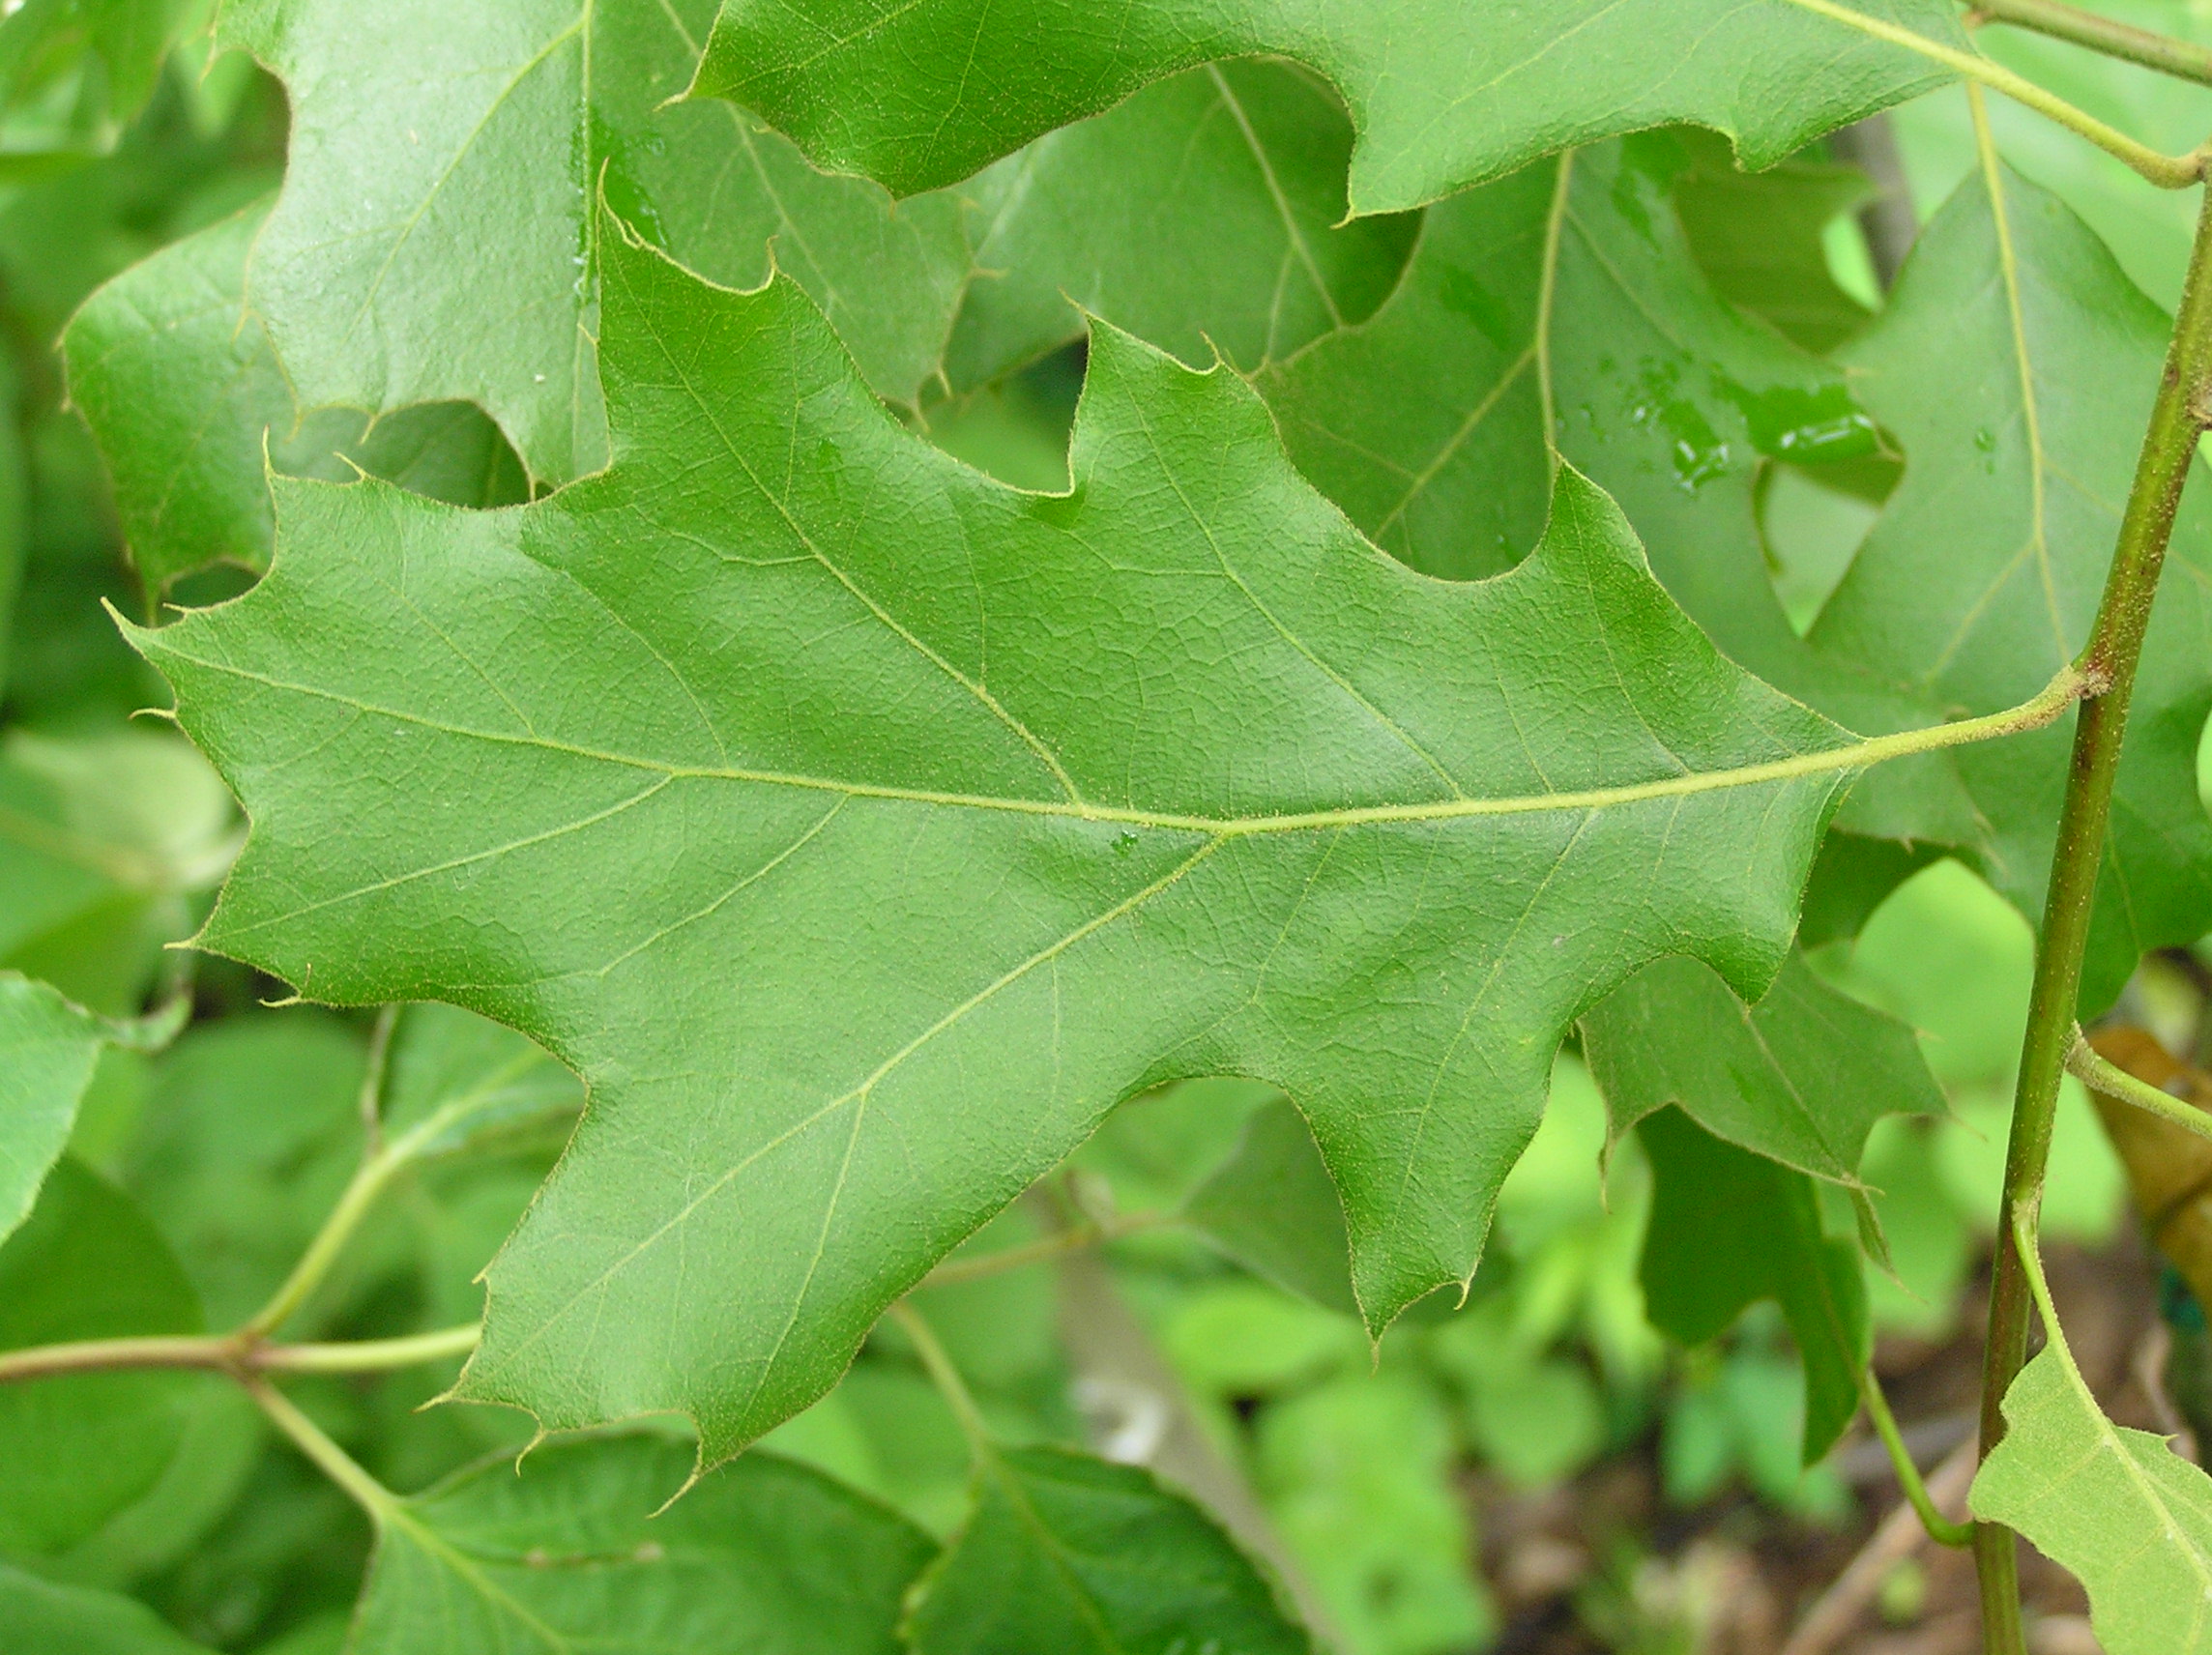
[1812, 160, 2212, 1008]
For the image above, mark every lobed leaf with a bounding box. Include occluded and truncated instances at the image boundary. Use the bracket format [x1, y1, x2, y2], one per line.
[697, 0, 1967, 211]
[219, 0, 975, 481]
[1583, 950, 1944, 1192]
[946, 59, 1416, 390]
[1810, 158, 2212, 1009]
[62, 202, 528, 595]
[1182, 1097, 1358, 1316]
[1973, 1328, 2212, 1654]
[137, 216, 1863, 1459]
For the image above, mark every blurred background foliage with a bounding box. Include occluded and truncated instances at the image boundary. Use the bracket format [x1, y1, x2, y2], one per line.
[11, 5, 2212, 1654]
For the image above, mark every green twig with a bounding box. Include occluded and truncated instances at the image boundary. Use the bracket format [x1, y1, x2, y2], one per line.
[1785, 0, 2205, 187]
[257, 1323, 481, 1375]
[1968, 0, 2212, 88]
[243, 1376, 399, 1519]
[1970, 144, 2212, 1655]
[1861, 1370, 1976, 1547]
[2067, 1029, 2212, 1146]
[0, 1321, 482, 1385]
[888, 1301, 993, 1457]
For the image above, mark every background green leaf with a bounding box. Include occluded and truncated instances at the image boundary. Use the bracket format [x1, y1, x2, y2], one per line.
[0, 1157, 204, 1553]
[352, 1437, 933, 1654]
[904, 1445, 1309, 1655]
[1637, 1109, 1868, 1462]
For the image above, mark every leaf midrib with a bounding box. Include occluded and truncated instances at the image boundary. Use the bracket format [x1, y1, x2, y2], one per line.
[146, 646, 1894, 835]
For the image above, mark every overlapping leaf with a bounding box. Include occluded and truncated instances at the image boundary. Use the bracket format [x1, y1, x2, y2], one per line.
[0, 970, 182, 1244]
[218, 0, 975, 481]
[698, 0, 1965, 210]
[1583, 950, 1943, 1190]
[1638, 1109, 1868, 1461]
[63, 202, 528, 594]
[137, 217, 1869, 1458]
[945, 60, 1415, 390]
[1253, 132, 1869, 676]
[1809, 158, 2212, 1007]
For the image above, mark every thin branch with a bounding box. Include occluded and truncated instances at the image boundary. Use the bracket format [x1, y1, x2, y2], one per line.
[0, 1322, 484, 1385]
[888, 1301, 993, 1456]
[244, 1376, 400, 1519]
[1861, 1369, 1977, 1546]
[1969, 0, 2212, 88]
[357, 1003, 400, 1155]
[2068, 1028, 2212, 1146]
[1785, 0, 2206, 188]
[1971, 148, 2212, 1655]
[1782, 1436, 1980, 1655]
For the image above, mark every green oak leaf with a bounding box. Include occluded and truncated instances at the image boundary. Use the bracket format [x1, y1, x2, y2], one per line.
[944, 60, 1416, 390]
[219, 0, 975, 482]
[904, 1446, 1309, 1655]
[0, 1157, 204, 1553]
[1253, 132, 1870, 683]
[0, 970, 183, 1245]
[1582, 950, 1944, 1190]
[63, 202, 529, 595]
[0, 1563, 213, 1653]
[1182, 1098, 1358, 1317]
[1810, 158, 2212, 1009]
[1637, 1108, 1868, 1463]
[350, 1437, 932, 1653]
[0, 727, 236, 1014]
[1972, 1308, 2212, 1653]
[136, 216, 1865, 1459]
[697, 0, 1965, 211]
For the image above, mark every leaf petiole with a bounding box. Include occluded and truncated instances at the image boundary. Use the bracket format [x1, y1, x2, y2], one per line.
[243, 1375, 401, 1519]
[1966, 0, 2212, 90]
[2064, 1029, 2212, 1146]
[1860, 1368, 1977, 1547]
[1785, 0, 2205, 187]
